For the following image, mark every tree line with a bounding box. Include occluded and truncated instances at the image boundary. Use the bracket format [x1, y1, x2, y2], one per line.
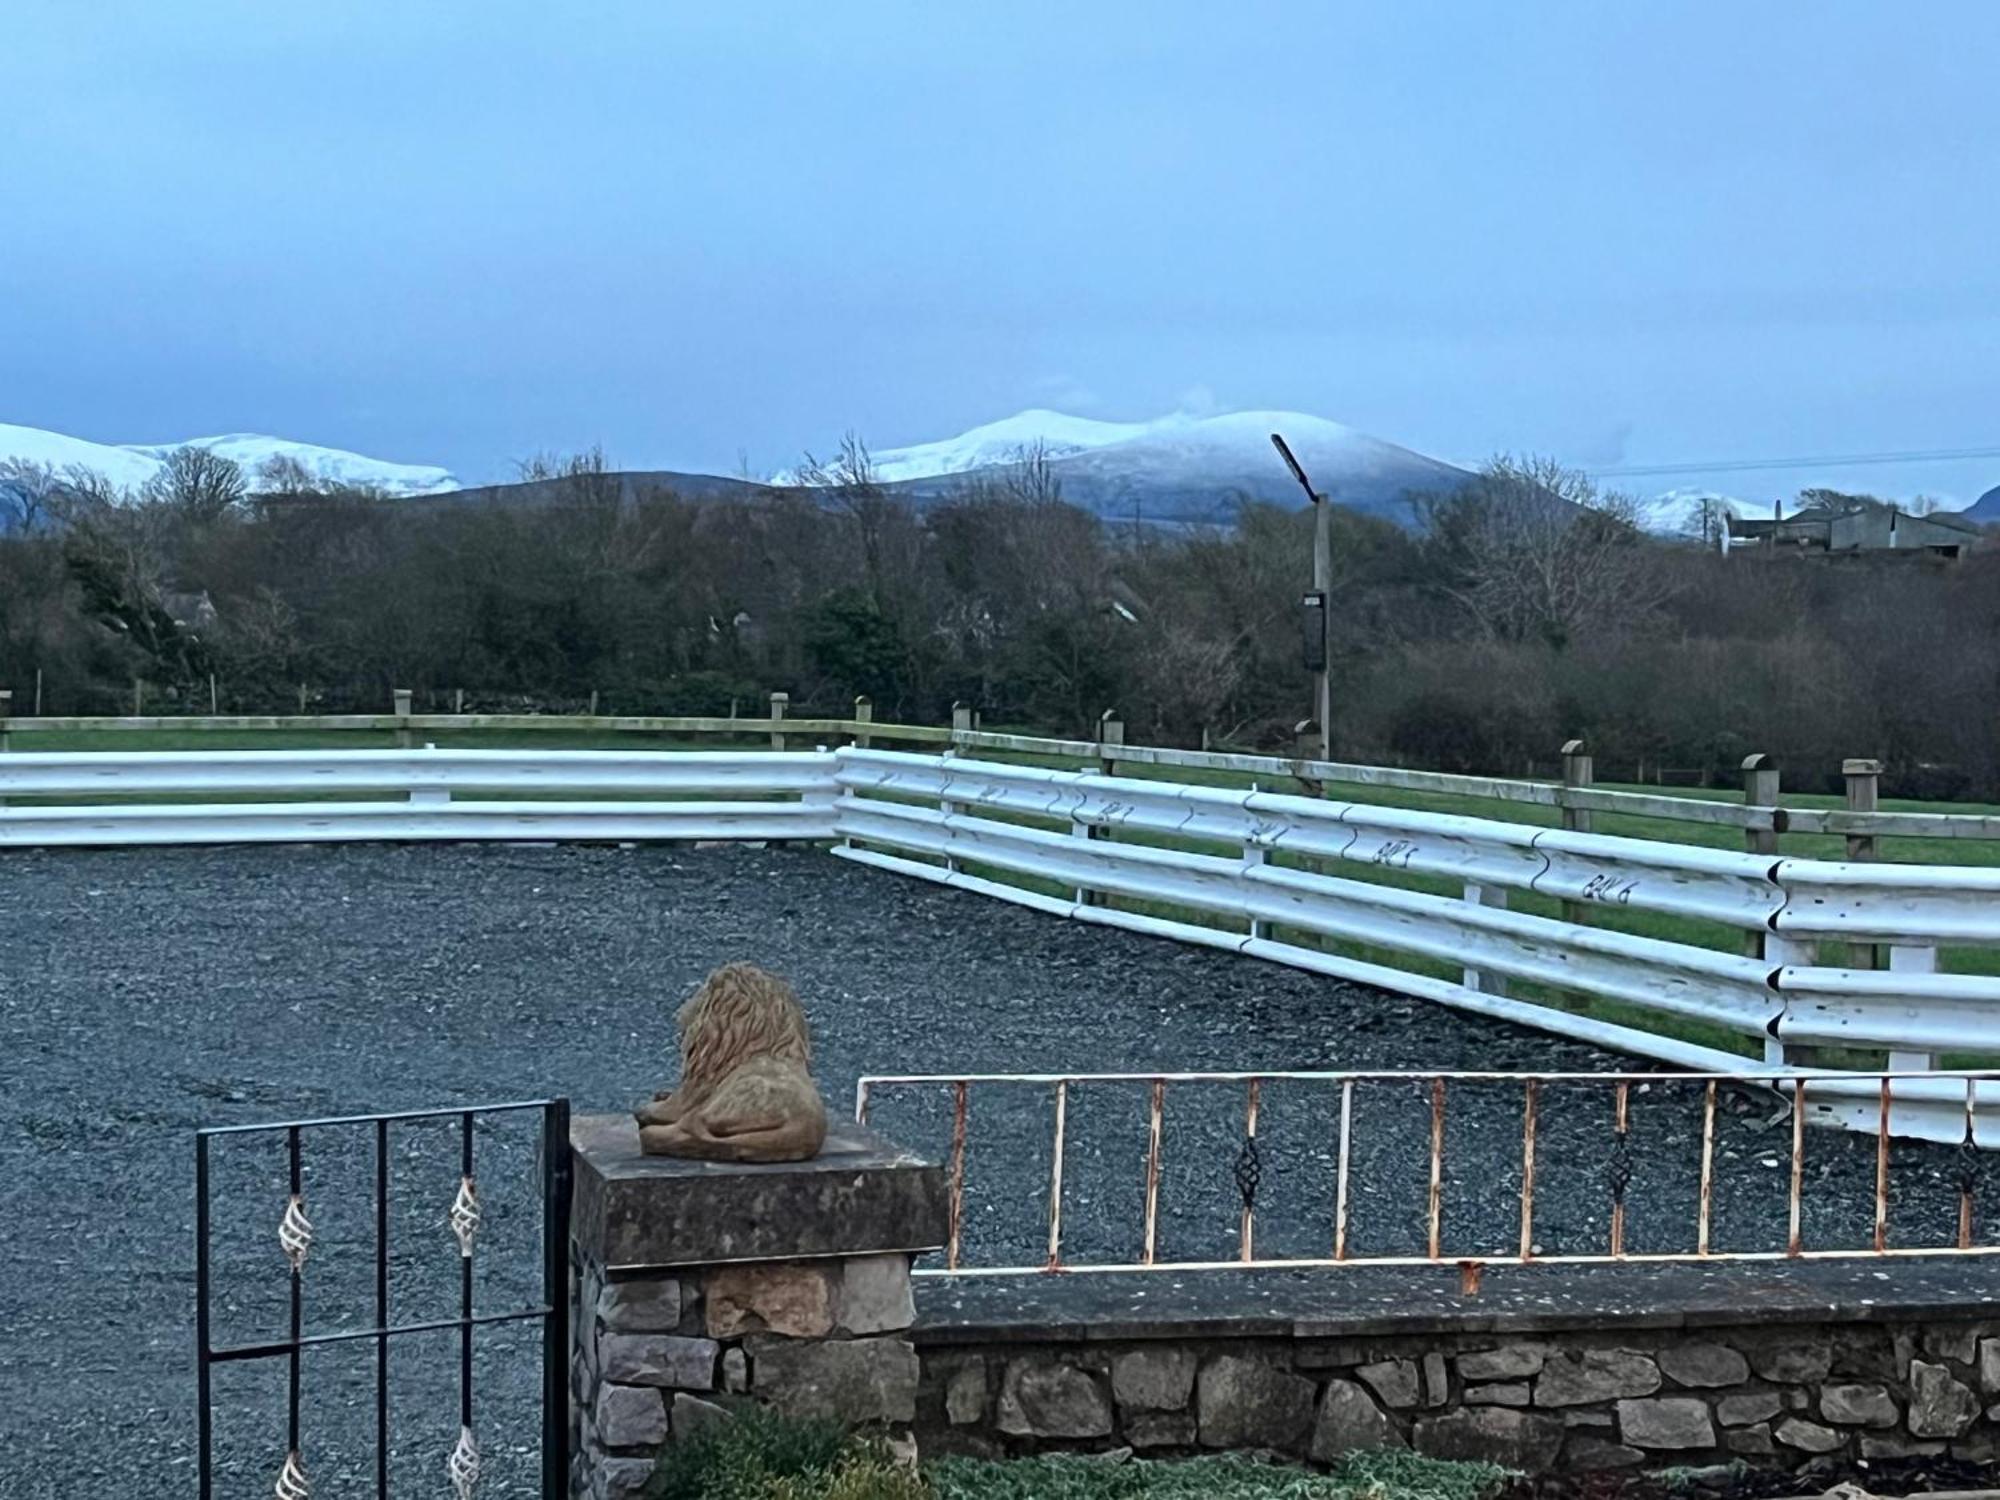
[2, 442, 1995, 798]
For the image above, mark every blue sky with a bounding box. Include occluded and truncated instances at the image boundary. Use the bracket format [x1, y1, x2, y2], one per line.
[4, 2, 1996, 502]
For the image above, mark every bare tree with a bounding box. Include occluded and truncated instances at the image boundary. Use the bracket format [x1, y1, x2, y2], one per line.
[145, 445, 245, 521]
[1419, 455, 1675, 648]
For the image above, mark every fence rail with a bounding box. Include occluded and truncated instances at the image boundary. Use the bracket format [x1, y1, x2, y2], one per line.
[855, 1069, 1995, 1279]
[8, 742, 2000, 1141]
[6, 692, 2000, 849]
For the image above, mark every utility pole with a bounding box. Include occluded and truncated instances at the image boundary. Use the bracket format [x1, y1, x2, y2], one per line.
[1270, 433, 1332, 759]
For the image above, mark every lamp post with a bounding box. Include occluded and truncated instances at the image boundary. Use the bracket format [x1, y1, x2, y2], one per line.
[1270, 433, 1331, 759]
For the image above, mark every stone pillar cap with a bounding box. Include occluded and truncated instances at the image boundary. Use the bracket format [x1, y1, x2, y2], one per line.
[571, 1114, 947, 1271]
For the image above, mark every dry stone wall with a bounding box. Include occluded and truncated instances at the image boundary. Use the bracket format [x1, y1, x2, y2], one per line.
[912, 1321, 2000, 1475]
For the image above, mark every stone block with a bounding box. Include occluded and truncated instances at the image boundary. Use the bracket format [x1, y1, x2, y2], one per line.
[753, 1336, 919, 1424]
[1112, 1349, 1197, 1413]
[1717, 1392, 1782, 1427]
[839, 1254, 916, 1335]
[593, 1456, 655, 1500]
[1459, 1344, 1547, 1381]
[1819, 1383, 1898, 1428]
[1422, 1352, 1449, 1407]
[1355, 1358, 1421, 1409]
[1467, 1384, 1530, 1407]
[672, 1392, 733, 1439]
[722, 1347, 749, 1394]
[1924, 1326, 1980, 1363]
[1949, 1429, 2000, 1463]
[945, 1362, 987, 1426]
[1862, 1433, 1946, 1459]
[1196, 1356, 1316, 1454]
[1775, 1417, 1842, 1453]
[599, 1333, 719, 1390]
[1909, 1359, 1981, 1438]
[1979, 1337, 2000, 1395]
[1565, 1435, 1645, 1469]
[1829, 1327, 1899, 1381]
[1747, 1339, 1832, 1384]
[1726, 1424, 1775, 1456]
[997, 1359, 1113, 1439]
[1658, 1343, 1749, 1388]
[598, 1276, 682, 1333]
[596, 1383, 669, 1449]
[1414, 1408, 1565, 1474]
[1310, 1378, 1405, 1462]
[1126, 1410, 1198, 1449]
[705, 1262, 837, 1338]
[1535, 1349, 1661, 1407]
[1617, 1398, 1715, 1450]
[571, 1116, 946, 1269]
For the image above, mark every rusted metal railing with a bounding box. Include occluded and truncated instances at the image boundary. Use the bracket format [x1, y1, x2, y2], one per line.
[854, 1067, 1995, 1281]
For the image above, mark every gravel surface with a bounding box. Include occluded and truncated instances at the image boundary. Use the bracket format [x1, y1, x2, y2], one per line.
[0, 843, 1981, 1497]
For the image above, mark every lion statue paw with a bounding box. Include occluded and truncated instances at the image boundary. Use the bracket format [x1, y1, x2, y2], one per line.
[635, 962, 828, 1163]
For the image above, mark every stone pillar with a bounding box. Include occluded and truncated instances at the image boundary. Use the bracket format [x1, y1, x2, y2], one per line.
[567, 1114, 947, 1500]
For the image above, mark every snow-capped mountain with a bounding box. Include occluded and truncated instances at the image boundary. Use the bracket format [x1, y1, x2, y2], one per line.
[780, 408, 1477, 527]
[1633, 487, 1779, 538]
[0, 421, 459, 498]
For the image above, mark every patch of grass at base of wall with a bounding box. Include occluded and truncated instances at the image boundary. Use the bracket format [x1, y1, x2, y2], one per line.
[643, 1410, 1512, 1500]
[930, 1450, 1513, 1500]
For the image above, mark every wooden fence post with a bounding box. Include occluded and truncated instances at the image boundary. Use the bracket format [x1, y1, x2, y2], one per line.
[587, 689, 599, 717]
[1741, 753, 1780, 857]
[769, 692, 789, 752]
[1844, 757, 1884, 969]
[853, 696, 873, 749]
[454, 688, 465, 715]
[1843, 758, 1882, 861]
[1739, 753, 1783, 958]
[1559, 739, 1593, 926]
[297, 683, 309, 715]
[0, 688, 12, 754]
[1097, 708, 1123, 777]
[132, 677, 144, 716]
[393, 688, 414, 748]
[1462, 883, 1509, 996]
[950, 702, 973, 742]
[33, 668, 41, 716]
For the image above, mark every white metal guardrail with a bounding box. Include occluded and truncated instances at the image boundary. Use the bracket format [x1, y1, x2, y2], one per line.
[0, 749, 839, 846]
[6, 745, 1998, 1140]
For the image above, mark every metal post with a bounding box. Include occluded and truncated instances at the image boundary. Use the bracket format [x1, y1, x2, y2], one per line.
[195, 1132, 213, 1500]
[853, 696, 873, 749]
[1270, 432, 1333, 759]
[1313, 491, 1331, 758]
[769, 692, 789, 752]
[541, 1099, 572, 1500]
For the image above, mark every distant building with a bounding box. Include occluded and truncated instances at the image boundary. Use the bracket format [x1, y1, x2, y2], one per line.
[1726, 499, 1978, 561]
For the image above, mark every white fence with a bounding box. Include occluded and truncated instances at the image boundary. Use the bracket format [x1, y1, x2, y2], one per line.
[6, 745, 1997, 1142]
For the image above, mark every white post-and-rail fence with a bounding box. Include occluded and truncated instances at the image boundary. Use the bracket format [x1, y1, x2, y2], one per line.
[5, 744, 1998, 1144]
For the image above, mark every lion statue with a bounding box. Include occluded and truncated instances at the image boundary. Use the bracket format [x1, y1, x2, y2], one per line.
[634, 962, 828, 1162]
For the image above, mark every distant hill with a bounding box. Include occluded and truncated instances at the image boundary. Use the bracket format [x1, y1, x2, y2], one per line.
[433, 409, 1480, 530]
[1965, 484, 2000, 524]
[0, 420, 459, 499]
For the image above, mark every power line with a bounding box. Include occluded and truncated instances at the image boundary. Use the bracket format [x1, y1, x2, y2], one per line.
[1590, 444, 2000, 480]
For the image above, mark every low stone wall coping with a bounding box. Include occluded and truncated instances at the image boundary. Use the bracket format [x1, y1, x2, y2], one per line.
[571, 1114, 948, 1270]
[912, 1258, 2000, 1345]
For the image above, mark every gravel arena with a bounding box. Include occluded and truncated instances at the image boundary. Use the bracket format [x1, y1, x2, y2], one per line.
[0, 842, 1982, 1497]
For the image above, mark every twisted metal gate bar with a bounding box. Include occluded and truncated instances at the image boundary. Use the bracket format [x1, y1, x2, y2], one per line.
[195, 1099, 571, 1500]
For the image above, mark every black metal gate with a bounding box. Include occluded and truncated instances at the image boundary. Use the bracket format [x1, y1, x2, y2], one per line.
[195, 1099, 572, 1499]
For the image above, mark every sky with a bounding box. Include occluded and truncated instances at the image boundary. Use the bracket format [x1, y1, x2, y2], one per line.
[4, 2, 1997, 504]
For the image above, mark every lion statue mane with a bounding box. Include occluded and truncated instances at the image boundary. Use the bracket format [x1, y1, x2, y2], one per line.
[634, 962, 828, 1162]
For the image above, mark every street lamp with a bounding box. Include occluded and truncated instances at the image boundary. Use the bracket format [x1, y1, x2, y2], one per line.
[1269, 432, 1331, 759]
